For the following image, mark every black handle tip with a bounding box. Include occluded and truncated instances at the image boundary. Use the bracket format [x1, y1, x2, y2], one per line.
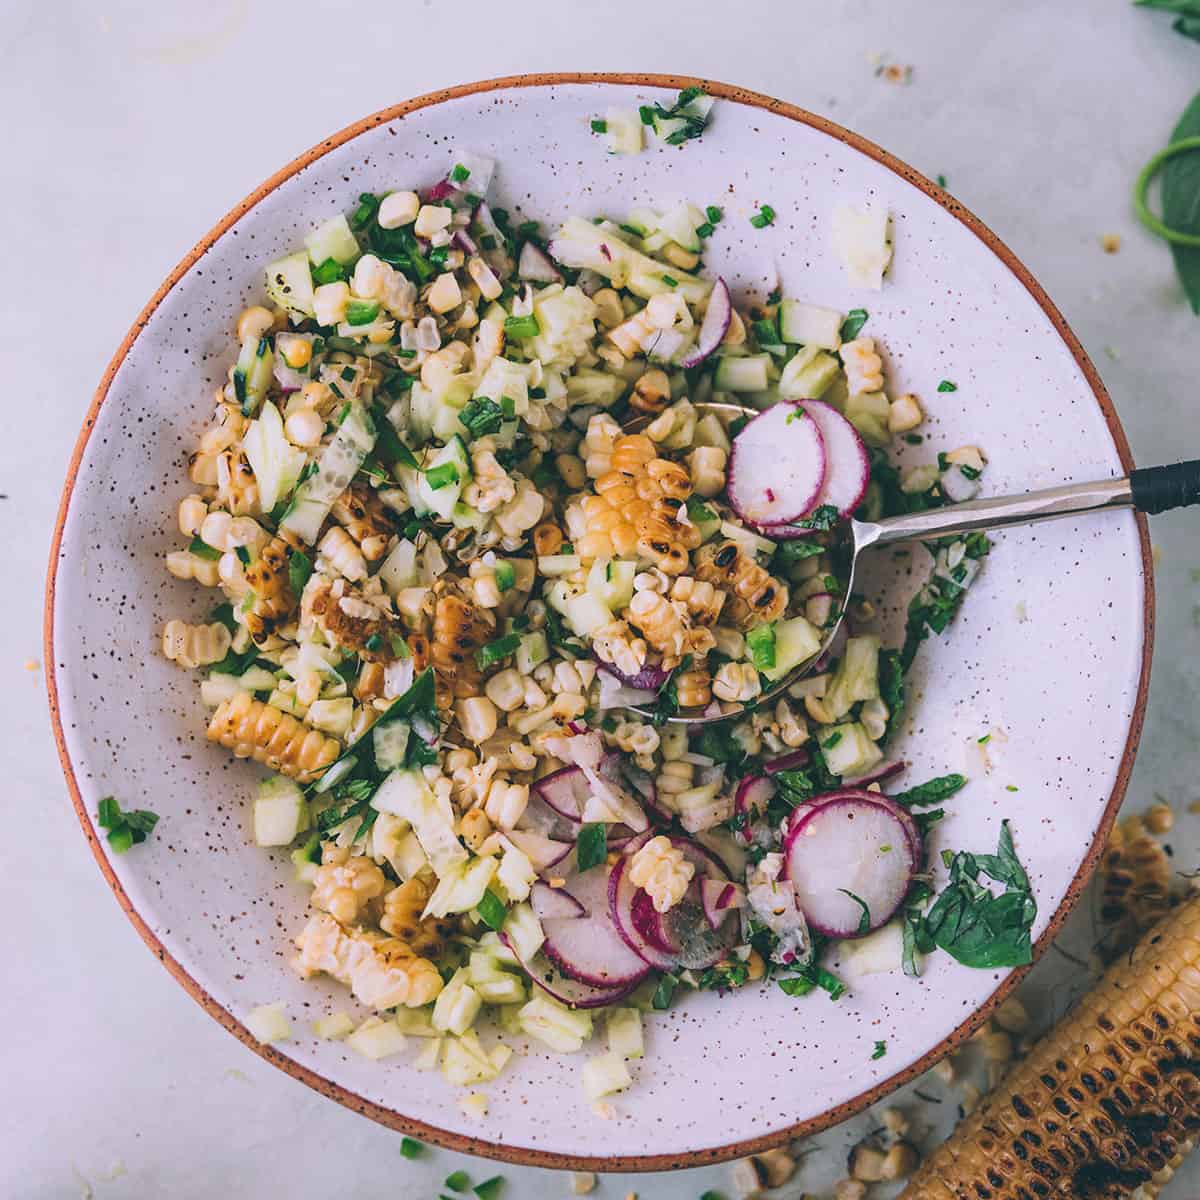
[1130, 460, 1200, 516]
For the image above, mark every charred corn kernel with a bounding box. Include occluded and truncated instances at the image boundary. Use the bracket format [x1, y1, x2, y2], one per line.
[166, 550, 221, 587]
[980, 1029, 1014, 1062]
[713, 662, 762, 703]
[569, 1172, 597, 1195]
[674, 664, 712, 708]
[457, 696, 498, 744]
[466, 255, 503, 301]
[482, 779, 528, 830]
[745, 949, 765, 981]
[880, 1143, 920, 1181]
[693, 541, 789, 627]
[842, 336, 884, 394]
[889, 392, 924, 434]
[849, 1144, 887, 1182]
[284, 406, 323, 447]
[628, 836, 694, 913]
[721, 307, 747, 347]
[208, 691, 340, 782]
[426, 271, 462, 314]
[414, 204, 452, 239]
[611, 720, 660, 757]
[1100, 814, 1173, 943]
[380, 877, 454, 955]
[378, 190, 420, 229]
[189, 451, 220, 486]
[312, 855, 387, 925]
[277, 334, 312, 369]
[162, 619, 231, 669]
[237, 305, 275, 342]
[313, 281, 350, 327]
[432, 594, 492, 705]
[459, 807, 493, 851]
[903, 895, 1200, 1200]
[484, 668, 525, 713]
[532, 522, 564, 556]
[178, 493, 208, 537]
[318, 526, 367, 582]
[592, 620, 648, 679]
[662, 242, 700, 270]
[882, 1107, 910, 1138]
[630, 367, 671, 415]
[805, 694, 835, 725]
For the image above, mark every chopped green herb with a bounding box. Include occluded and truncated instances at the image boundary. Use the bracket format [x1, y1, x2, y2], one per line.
[475, 633, 521, 670]
[364, 634, 383, 654]
[778, 966, 846, 1001]
[749, 204, 776, 228]
[445, 1170, 471, 1192]
[97, 795, 159, 854]
[345, 299, 380, 326]
[187, 536, 221, 562]
[287, 549, 313, 598]
[904, 433, 924, 444]
[840, 308, 870, 340]
[936, 173, 948, 188]
[774, 538, 825, 567]
[450, 163, 471, 184]
[494, 561, 516, 593]
[651, 86, 712, 145]
[877, 649, 905, 742]
[312, 257, 348, 285]
[639, 105, 656, 125]
[458, 397, 506, 440]
[822, 731, 843, 750]
[839, 888, 871, 934]
[893, 774, 966, 808]
[977, 733, 991, 745]
[424, 462, 460, 491]
[400, 1137, 423, 1159]
[210, 602, 237, 632]
[871, 1039, 887, 1060]
[799, 503, 840, 531]
[576, 822, 608, 872]
[746, 623, 777, 671]
[477, 889, 507, 931]
[234, 545, 251, 566]
[938, 379, 958, 393]
[503, 314, 540, 339]
[651, 973, 678, 1009]
[590, 118, 607, 133]
[705, 205, 723, 224]
[700, 1192, 727, 1200]
[473, 1178, 504, 1200]
[1006, 784, 1020, 792]
[661, 274, 679, 287]
[685, 496, 717, 524]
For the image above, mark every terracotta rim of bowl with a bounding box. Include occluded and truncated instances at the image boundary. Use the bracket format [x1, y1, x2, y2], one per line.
[44, 72, 1155, 1173]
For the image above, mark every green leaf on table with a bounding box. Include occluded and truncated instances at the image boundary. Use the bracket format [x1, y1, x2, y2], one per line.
[1164, 92, 1200, 312]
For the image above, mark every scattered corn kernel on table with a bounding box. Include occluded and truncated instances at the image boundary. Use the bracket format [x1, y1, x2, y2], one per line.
[5, 1, 1199, 1196]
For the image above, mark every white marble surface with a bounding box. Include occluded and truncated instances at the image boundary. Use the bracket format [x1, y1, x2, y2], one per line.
[4, 1, 1198, 1197]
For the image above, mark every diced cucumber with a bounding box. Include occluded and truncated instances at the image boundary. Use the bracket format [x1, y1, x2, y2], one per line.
[378, 538, 418, 594]
[347, 1016, 408, 1061]
[254, 776, 307, 846]
[565, 592, 613, 638]
[779, 300, 844, 350]
[587, 559, 636, 610]
[424, 856, 499, 919]
[831, 202, 892, 290]
[246, 1003, 292, 1044]
[518, 995, 593, 1053]
[433, 970, 484, 1037]
[778, 347, 841, 401]
[565, 368, 625, 409]
[450, 501, 488, 531]
[819, 721, 884, 778]
[515, 631, 549, 675]
[265, 252, 315, 318]
[501, 902, 545, 963]
[468, 950, 514, 987]
[200, 674, 242, 707]
[233, 335, 274, 417]
[825, 634, 881, 721]
[304, 213, 361, 266]
[605, 107, 644, 156]
[407, 381, 439, 445]
[475, 975, 527, 1006]
[607, 1007, 645, 1059]
[761, 615, 822, 682]
[692, 413, 731, 452]
[312, 1012, 355, 1040]
[659, 201, 706, 253]
[373, 720, 411, 773]
[714, 354, 771, 392]
[416, 434, 470, 520]
[306, 697, 353, 737]
[237, 665, 278, 693]
[582, 1051, 633, 1099]
[242, 400, 306, 514]
[844, 390, 891, 448]
[625, 207, 660, 236]
[371, 768, 468, 876]
[720, 520, 777, 559]
[538, 554, 583, 577]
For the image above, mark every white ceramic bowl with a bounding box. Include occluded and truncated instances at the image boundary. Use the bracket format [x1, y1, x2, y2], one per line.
[47, 75, 1152, 1171]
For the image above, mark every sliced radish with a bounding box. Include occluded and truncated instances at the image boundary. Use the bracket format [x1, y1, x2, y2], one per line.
[531, 880, 585, 921]
[793, 400, 870, 519]
[518, 241, 563, 284]
[540, 866, 652, 988]
[499, 935, 639, 1010]
[595, 658, 672, 692]
[799, 787, 922, 866]
[734, 776, 775, 843]
[680, 278, 732, 368]
[471, 202, 514, 278]
[784, 794, 916, 938]
[607, 856, 676, 970]
[599, 753, 670, 826]
[451, 227, 479, 256]
[532, 764, 589, 823]
[515, 793, 580, 844]
[727, 403, 826, 526]
[507, 828, 573, 874]
[631, 888, 677, 955]
[645, 878, 739, 969]
[701, 878, 745, 931]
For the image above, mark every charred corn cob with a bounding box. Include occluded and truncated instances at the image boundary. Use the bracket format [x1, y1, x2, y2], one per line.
[431, 593, 493, 706]
[693, 540, 789, 627]
[207, 691, 341, 782]
[1100, 815, 1173, 952]
[901, 895, 1200, 1200]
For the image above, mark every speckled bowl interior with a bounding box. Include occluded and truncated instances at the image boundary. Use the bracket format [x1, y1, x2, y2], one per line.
[48, 76, 1150, 1170]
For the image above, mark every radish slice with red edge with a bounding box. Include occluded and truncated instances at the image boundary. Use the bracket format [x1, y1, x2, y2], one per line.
[643, 877, 739, 969]
[680, 278, 732, 368]
[734, 775, 775, 843]
[471, 202, 514, 277]
[531, 880, 586, 922]
[499, 934, 640, 1009]
[531, 764, 589, 824]
[595, 658, 672, 692]
[540, 865, 653, 987]
[518, 241, 563, 283]
[783, 793, 916, 938]
[506, 828, 573, 874]
[843, 759, 908, 788]
[700, 878, 745, 931]
[514, 793, 579, 844]
[791, 787, 923, 867]
[599, 753, 670, 826]
[727, 402, 826, 526]
[763, 749, 811, 775]
[607, 856, 676, 969]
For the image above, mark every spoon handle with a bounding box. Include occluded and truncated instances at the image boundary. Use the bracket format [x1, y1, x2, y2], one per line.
[861, 459, 1200, 549]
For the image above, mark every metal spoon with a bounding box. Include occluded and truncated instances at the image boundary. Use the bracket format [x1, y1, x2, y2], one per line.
[626, 402, 1200, 725]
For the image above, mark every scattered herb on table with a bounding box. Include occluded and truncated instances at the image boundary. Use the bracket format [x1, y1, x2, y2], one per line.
[97, 796, 159, 854]
[872, 1039, 888, 1060]
[750, 204, 777, 228]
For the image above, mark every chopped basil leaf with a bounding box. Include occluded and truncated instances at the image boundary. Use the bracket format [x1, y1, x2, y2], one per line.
[451, 163, 470, 183]
[893, 774, 966, 808]
[872, 1039, 887, 1060]
[590, 119, 607, 133]
[97, 794, 160, 853]
[503, 314, 540, 339]
[651, 972, 678, 1009]
[287, 549, 313, 598]
[187, 536, 221, 561]
[475, 633, 521, 670]
[937, 379, 958, 392]
[459, 397, 506, 440]
[685, 495, 717, 524]
[576, 822, 608, 872]
[424, 462, 460, 490]
[840, 308, 869, 340]
[746, 623, 777, 671]
[799, 503, 840, 531]
[839, 888, 872, 934]
[476, 889, 507, 931]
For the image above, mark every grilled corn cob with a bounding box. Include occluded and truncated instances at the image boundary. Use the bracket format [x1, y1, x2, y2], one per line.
[901, 895, 1200, 1200]
[1100, 815, 1173, 953]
